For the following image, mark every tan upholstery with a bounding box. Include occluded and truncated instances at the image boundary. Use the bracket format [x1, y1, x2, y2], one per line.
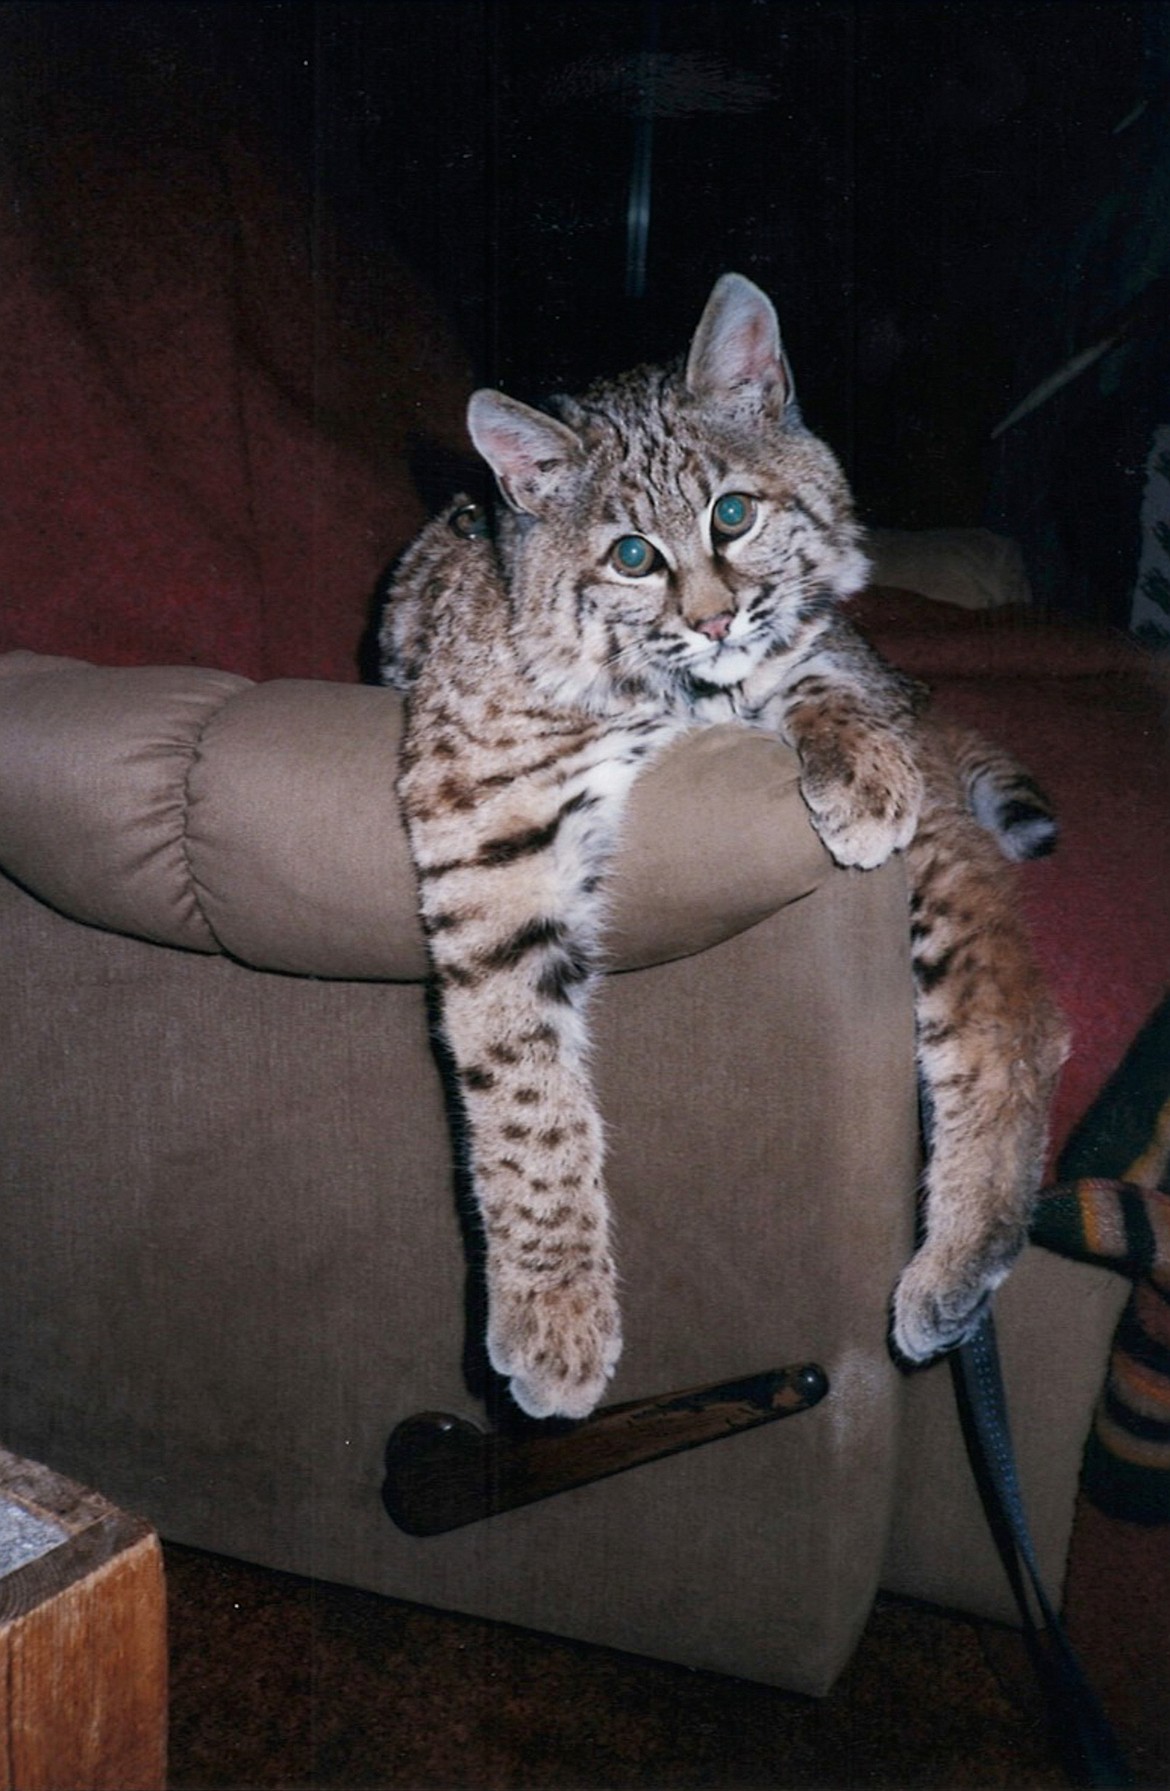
[0, 651, 1125, 1695]
[0, 654, 828, 977]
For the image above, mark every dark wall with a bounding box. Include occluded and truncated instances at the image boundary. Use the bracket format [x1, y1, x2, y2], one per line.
[294, 0, 1149, 540]
[5, 1, 1160, 616]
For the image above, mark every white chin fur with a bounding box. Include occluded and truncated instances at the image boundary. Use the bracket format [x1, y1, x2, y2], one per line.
[694, 646, 756, 686]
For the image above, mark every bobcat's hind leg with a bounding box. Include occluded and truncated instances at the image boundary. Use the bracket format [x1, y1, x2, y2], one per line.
[893, 1005, 1067, 1365]
[894, 736, 1069, 1364]
[892, 1113, 1036, 1364]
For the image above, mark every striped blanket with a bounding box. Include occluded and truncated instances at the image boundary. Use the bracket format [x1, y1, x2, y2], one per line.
[1031, 997, 1170, 1523]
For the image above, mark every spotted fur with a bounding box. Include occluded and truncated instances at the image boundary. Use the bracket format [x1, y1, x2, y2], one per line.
[381, 273, 1066, 1416]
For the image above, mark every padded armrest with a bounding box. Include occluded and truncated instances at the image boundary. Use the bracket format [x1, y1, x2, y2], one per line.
[0, 651, 832, 979]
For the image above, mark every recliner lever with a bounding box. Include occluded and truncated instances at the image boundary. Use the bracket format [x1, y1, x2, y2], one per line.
[383, 1362, 829, 1536]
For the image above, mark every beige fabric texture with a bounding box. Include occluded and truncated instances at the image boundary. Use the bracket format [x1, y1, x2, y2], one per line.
[867, 527, 1032, 608]
[0, 655, 830, 979]
[0, 651, 1125, 1694]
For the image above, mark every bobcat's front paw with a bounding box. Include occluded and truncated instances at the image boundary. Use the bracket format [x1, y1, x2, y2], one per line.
[891, 1227, 1025, 1364]
[487, 1267, 622, 1420]
[800, 739, 923, 870]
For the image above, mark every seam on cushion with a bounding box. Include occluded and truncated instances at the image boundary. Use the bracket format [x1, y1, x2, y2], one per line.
[175, 679, 253, 954]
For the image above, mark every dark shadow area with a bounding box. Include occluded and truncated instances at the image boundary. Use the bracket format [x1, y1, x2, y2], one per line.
[5, 0, 1157, 630]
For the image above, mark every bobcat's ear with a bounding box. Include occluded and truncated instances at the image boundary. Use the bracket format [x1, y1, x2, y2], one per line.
[685, 273, 796, 420]
[467, 390, 583, 516]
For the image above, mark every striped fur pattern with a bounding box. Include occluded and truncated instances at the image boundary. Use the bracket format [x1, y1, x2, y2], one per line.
[381, 273, 1066, 1417]
[948, 724, 1059, 863]
[900, 718, 1068, 1359]
[388, 520, 678, 1416]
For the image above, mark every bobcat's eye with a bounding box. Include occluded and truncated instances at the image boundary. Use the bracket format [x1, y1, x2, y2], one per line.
[450, 502, 489, 539]
[610, 535, 661, 577]
[711, 493, 758, 540]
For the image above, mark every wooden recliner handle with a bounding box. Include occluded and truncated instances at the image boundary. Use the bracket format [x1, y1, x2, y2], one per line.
[383, 1362, 829, 1535]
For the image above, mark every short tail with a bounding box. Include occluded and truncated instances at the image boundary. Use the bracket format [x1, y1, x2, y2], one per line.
[946, 723, 1059, 862]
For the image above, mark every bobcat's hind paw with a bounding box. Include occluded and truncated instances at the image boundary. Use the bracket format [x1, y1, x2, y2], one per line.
[891, 1228, 1024, 1364]
[800, 747, 924, 871]
[488, 1271, 622, 1420]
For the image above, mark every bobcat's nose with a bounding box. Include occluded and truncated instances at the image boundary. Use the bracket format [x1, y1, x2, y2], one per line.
[694, 611, 734, 642]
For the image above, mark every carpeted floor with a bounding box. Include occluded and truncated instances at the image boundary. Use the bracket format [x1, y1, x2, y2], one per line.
[164, 1488, 1169, 1791]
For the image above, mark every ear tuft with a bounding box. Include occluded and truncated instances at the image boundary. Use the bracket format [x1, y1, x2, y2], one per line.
[685, 273, 795, 416]
[466, 390, 582, 516]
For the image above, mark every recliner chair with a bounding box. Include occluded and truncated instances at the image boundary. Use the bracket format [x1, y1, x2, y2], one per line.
[0, 646, 1124, 1695]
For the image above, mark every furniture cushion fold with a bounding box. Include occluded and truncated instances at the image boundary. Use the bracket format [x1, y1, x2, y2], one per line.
[0, 651, 833, 979]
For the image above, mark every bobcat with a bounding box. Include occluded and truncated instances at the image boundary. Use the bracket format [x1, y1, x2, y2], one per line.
[381, 273, 1068, 1419]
